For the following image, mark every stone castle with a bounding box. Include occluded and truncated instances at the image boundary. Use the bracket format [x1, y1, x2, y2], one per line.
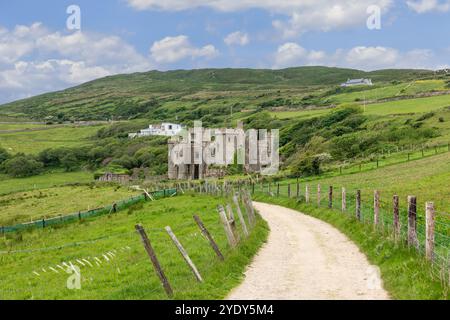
[168, 123, 276, 180]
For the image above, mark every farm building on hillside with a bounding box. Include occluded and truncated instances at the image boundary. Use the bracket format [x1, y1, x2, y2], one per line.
[340, 78, 373, 87]
[168, 123, 276, 180]
[129, 123, 183, 138]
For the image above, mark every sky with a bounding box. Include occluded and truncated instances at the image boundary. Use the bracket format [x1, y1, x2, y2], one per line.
[0, 0, 450, 103]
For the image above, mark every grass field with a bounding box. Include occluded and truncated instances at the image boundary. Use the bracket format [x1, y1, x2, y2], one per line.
[0, 170, 94, 196]
[276, 152, 450, 211]
[328, 80, 448, 104]
[0, 125, 104, 154]
[365, 94, 450, 115]
[0, 194, 269, 300]
[0, 185, 138, 226]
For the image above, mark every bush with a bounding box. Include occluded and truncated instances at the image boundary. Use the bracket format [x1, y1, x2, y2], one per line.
[2, 155, 44, 177]
[0, 148, 10, 166]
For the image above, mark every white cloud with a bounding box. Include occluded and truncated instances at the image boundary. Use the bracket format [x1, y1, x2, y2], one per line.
[128, 0, 393, 38]
[150, 35, 218, 63]
[406, 0, 450, 13]
[0, 22, 153, 103]
[273, 43, 439, 70]
[224, 31, 249, 46]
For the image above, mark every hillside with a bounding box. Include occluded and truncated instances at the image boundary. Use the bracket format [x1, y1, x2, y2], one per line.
[0, 67, 434, 121]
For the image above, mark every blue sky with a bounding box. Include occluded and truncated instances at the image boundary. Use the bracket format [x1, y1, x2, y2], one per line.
[0, 0, 450, 103]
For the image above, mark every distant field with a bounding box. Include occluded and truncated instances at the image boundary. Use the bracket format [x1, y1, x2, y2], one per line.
[0, 194, 268, 300]
[0, 185, 138, 226]
[269, 108, 332, 120]
[269, 93, 450, 119]
[0, 171, 94, 195]
[365, 94, 450, 115]
[328, 80, 448, 104]
[0, 123, 48, 131]
[0, 125, 103, 154]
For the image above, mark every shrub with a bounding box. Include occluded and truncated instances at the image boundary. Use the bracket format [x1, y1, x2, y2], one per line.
[2, 154, 44, 177]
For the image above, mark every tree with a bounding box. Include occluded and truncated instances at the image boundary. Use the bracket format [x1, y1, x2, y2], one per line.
[61, 154, 79, 172]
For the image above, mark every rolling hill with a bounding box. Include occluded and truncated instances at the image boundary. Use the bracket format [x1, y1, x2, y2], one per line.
[0, 67, 434, 121]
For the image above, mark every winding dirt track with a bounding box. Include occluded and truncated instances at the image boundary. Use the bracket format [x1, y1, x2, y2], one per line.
[227, 202, 390, 300]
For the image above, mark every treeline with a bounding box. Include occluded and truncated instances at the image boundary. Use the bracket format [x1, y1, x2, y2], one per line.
[0, 133, 168, 178]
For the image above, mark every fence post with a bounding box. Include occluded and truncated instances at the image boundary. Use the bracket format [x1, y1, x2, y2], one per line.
[374, 190, 380, 227]
[407, 196, 418, 248]
[252, 182, 255, 195]
[277, 183, 280, 197]
[305, 185, 310, 203]
[135, 224, 173, 297]
[165, 226, 203, 282]
[393, 195, 400, 241]
[341, 187, 346, 212]
[217, 205, 237, 248]
[356, 190, 361, 221]
[193, 215, 224, 261]
[232, 196, 246, 235]
[328, 186, 333, 209]
[425, 202, 435, 261]
[317, 184, 321, 207]
[226, 204, 241, 242]
[296, 179, 300, 198]
[288, 184, 291, 198]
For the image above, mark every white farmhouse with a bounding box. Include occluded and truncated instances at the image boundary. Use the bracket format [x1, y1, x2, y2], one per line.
[129, 123, 183, 138]
[340, 78, 373, 87]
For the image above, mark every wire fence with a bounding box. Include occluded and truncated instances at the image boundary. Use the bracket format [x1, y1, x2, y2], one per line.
[0, 188, 177, 234]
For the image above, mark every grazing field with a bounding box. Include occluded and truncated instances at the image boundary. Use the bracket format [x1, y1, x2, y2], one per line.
[0, 123, 48, 131]
[0, 194, 268, 300]
[0, 125, 104, 154]
[0, 185, 138, 226]
[269, 108, 331, 120]
[0, 171, 94, 196]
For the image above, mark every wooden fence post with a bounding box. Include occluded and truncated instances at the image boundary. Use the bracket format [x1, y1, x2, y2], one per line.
[317, 184, 321, 207]
[242, 191, 256, 228]
[277, 183, 280, 197]
[393, 195, 400, 241]
[193, 215, 224, 261]
[356, 190, 361, 221]
[165, 226, 203, 282]
[135, 224, 173, 297]
[226, 204, 241, 242]
[231, 195, 249, 236]
[296, 179, 300, 198]
[425, 202, 435, 261]
[217, 205, 237, 248]
[374, 190, 380, 227]
[288, 184, 291, 198]
[407, 196, 418, 248]
[328, 186, 333, 209]
[341, 187, 346, 212]
[305, 185, 310, 203]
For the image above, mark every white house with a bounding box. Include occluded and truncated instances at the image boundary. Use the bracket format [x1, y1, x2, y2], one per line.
[129, 123, 183, 138]
[341, 78, 373, 87]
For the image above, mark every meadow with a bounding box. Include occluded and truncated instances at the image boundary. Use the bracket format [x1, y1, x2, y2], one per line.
[0, 170, 94, 196]
[0, 124, 104, 154]
[0, 184, 138, 226]
[0, 194, 269, 300]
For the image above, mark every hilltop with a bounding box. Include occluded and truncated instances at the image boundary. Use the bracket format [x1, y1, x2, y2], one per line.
[0, 66, 433, 121]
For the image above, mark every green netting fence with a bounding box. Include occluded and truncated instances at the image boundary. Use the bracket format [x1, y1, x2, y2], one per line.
[0, 188, 177, 234]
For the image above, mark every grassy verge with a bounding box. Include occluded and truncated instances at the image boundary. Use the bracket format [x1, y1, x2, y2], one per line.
[0, 194, 268, 300]
[253, 194, 448, 300]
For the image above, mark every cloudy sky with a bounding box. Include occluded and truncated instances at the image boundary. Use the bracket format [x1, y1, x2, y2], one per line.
[0, 0, 449, 103]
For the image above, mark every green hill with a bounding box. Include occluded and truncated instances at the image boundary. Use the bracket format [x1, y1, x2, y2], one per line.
[0, 67, 433, 121]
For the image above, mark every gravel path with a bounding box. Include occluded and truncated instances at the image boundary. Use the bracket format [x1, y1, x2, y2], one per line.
[227, 202, 390, 300]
